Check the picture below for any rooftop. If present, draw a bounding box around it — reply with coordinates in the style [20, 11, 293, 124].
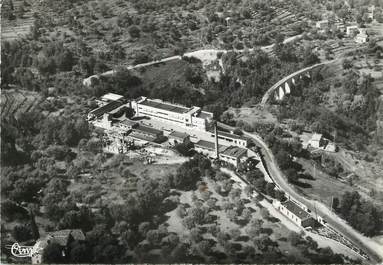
[46, 229, 85, 246]
[195, 140, 225, 151]
[140, 98, 190, 114]
[221, 146, 247, 158]
[169, 131, 189, 140]
[120, 119, 138, 127]
[197, 111, 214, 119]
[347, 25, 358, 29]
[89, 100, 124, 118]
[282, 200, 311, 220]
[311, 133, 322, 141]
[217, 130, 247, 141]
[101, 93, 124, 102]
[134, 125, 163, 136]
[129, 131, 157, 142]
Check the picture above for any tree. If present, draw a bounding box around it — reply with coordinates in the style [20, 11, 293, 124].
[12, 225, 33, 242]
[229, 228, 241, 241]
[342, 59, 353, 70]
[288, 231, 301, 246]
[332, 197, 339, 211]
[68, 241, 89, 263]
[275, 190, 286, 202]
[253, 178, 266, 192]
[125, 107, 135, 119]
[128, 25, 141, 38]
[146, 229, 161, 246]
[265, 183, 275, 197]
[56, 49, 75, 71]
[246, 169, 264, 184]
[1, 200, 29, 221]
[302, 47, 320, 66]
[42, 242, 64, 263]
[198, 240, 213, 255]
[286, 168, 299, 183]
[275, 150, 292, 169]
[190, 228, 203, 243]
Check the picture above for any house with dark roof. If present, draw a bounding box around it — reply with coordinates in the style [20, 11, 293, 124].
[273, 200, 315, 228]
[127, 125, 164, 144]
[194, 139, 226, 158]
[219, 146, 248, 167]
[31, 229, 85, 264]
[168, 131, 190, 145]
[194, 140, 248, 167]
[87, 100, 124, 121]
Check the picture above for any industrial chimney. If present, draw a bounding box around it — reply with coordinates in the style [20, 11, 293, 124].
[214, 121, 219, 159]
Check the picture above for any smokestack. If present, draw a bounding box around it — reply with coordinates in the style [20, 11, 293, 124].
[214, 121, 219, 159]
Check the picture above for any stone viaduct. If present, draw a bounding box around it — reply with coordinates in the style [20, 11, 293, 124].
[261, 62, 328, 105]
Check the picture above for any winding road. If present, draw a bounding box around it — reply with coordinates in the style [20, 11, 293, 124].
[217, 122, 383, 264]
[82, 35, 302, 86]
[83, 30, 383, 262]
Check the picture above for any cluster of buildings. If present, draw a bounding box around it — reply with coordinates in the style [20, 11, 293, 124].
[315, 19, 369, 43]
[87, 94, 250, 167]
[306, 133, 337, 153]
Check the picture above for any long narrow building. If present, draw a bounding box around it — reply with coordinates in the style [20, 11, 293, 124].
[131, 97, 214, 131]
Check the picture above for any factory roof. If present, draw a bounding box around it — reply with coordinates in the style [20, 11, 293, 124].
[220, 146, 247, 158]
[134, 125, 163, 136]
[129, 131, 157, 142]
[217, 130, 247, 141]
[140, 98, 190, 114]
[195, 140, 225, 151]
[89, 100, 124, 118]
[169, 131, 190, 140]
[282, 200, 311, 220]
[46, 229, 85, 246]
[120, 119, 138, 127]
[101, 93, 124, 102]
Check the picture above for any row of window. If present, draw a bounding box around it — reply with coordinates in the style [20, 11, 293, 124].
[282, 207, 301, 224]
[138, 106, 184, 120]
[138, 110, 185, 124]
[210, 134, 246, 146]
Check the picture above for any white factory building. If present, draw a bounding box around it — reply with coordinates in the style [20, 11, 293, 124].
[87, 94, 252, 166]
[131, 97, 214, 131]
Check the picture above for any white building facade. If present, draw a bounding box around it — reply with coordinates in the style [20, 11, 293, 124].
[132, 97, 213, 131]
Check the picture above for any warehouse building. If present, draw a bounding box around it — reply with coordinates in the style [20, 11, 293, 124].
[194, 139, 248, 167]
[87, 100, 124, 121]
[210, 130, 249, 147]
[219, 146, 248, 167]
[96, 93, 124, 106]
[132, 97, 214, 131]
[273, 200, 315, 228]
[129, 125, 164, 143]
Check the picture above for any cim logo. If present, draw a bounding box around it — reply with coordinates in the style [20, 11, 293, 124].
[6, 243, 41, 258]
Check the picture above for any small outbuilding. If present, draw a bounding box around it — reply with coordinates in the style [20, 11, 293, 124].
[168, 131, 190, 145]
[274, 200, 315, 228]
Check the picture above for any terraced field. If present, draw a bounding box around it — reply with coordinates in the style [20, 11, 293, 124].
[1, 0, 35, 41]
[1, 89, 42, 120]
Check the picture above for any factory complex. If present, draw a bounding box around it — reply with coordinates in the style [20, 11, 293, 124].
[87, 94, 251, 167]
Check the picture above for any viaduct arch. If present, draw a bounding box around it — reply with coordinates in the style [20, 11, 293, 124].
[261, 62, 330, 106]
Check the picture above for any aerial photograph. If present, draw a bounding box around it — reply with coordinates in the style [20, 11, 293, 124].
[1, 0, 383, 264]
